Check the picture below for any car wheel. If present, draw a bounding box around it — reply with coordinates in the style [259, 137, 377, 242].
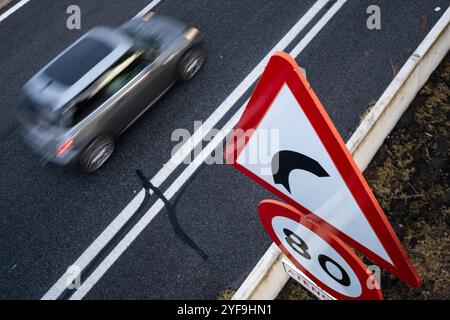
[178, 47, 204, 81]
[80, 136, 115, 173]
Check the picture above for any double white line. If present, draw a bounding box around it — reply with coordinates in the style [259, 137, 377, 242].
[43, 0, 348, 300]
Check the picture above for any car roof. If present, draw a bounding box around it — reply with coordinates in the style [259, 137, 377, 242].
[119, 15, 186, 45]
[23, 27, 133, 113]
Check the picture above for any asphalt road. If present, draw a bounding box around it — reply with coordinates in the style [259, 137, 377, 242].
[0, 0, 447, 299]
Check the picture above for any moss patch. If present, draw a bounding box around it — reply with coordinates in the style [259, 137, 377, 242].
[368, 53, 449, 299]
[217, 288, 236, 300]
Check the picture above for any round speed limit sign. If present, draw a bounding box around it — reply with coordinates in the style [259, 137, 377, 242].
[258, 200, 382, 300]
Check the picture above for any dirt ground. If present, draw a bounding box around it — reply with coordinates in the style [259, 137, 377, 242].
[278, 54, 449, 300]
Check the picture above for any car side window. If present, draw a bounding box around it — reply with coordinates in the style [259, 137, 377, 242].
[69, 54, 149, 126]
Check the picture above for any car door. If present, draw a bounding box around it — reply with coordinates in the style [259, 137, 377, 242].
[115, 52, 175, 134]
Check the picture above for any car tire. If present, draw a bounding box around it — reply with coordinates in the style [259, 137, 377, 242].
[178, 46, 204, 81]
[79, 136, 115, 173]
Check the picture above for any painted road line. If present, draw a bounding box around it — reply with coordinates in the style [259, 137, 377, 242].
[42, 0, 330, 300]
[41, 0, 164, 300]
[232, 6, 450, 300]
[69, 110, 244, 300]
[135, 0, 163, 18]
[67, 1, 348, 300]
[290, 0, 347, 57]
[0, 0, 159, 24]
[0, 0, 30, 22]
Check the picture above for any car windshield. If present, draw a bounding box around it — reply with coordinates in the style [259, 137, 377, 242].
[45, 37, 112, 86]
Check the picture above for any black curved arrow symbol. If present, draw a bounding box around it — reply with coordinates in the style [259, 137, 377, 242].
[272, 150, 329, 193]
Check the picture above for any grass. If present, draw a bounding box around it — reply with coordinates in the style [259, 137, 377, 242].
[217, 288, 236, 300]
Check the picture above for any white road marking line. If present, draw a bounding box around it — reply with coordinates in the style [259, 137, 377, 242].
[43, 0, 330, 300]
[0, 0, 159, 24]
[291, 0, 347, 57]
[68, 0, 348, 300]
[70, 105, 244, 300]
[0, 0, 30, 22]
[41, 0, 163, 300]
[135, 0, 163, 18]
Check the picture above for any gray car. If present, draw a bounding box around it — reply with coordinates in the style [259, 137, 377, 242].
[18, 12, 204, 172]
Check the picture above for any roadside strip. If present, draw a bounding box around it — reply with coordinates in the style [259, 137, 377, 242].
[43, 0, 333, 300]
[232, 6, 450, 300]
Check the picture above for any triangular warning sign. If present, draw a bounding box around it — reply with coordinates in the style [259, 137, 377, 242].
[225, 52, 421, 287]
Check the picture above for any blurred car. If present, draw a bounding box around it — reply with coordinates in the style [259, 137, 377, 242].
[18, 12, 204, 172]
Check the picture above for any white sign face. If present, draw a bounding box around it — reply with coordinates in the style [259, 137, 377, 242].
[236, 85, 392, 264]
[282, 259, 335, 300]
[274, 216, 362, 298]
[227, 52, 421, 287]
[258, 199, 383, 300]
